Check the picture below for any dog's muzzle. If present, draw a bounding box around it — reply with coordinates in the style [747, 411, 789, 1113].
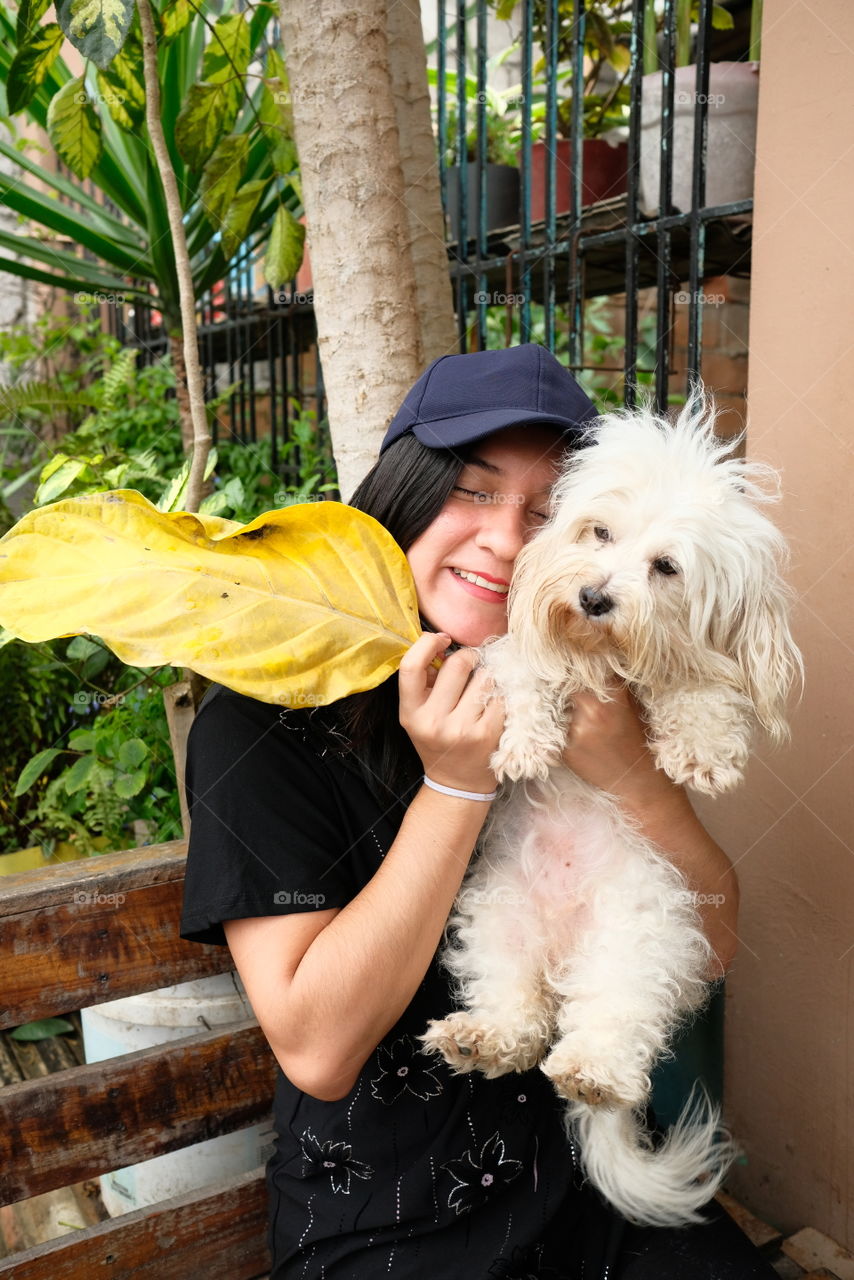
[579, 586, 614, 617]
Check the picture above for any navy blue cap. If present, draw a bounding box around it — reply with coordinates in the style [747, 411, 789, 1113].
[380, 343, 597, 454]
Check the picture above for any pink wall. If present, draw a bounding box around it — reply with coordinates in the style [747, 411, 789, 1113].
[694, 0, 854, 1242]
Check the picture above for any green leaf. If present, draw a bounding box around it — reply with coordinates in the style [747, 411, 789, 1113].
[7, 23, 64, 115]
[198, 133, 248, 228]
[264, 203, 305, 290]
[199, 475, 244, 515]
[101, 347, 138, 408]
[68, 729, 96, 750]
[157, 459, 190, 512]
[10, 1017, 74, 1041]
[17, 0, 51, 45]
[259, 79, 297, 176]
[118, 737, 148, 768]
[202, 13, 250, 118]
[114, 769, 146, 798]
[56, 0, 135, 71]
[95, 31, 146, 131]
[175, 80, 238, 172]
[14, 747, 62, 796]
[66, 636, 103, 660]
[710, 4, 735, 29]
[220, 177, 266, 259]
[160, 0, 191, 41]
[47, 77, 103, 181]
[64, 753, 97, 794]
[35, 456, 90, 506]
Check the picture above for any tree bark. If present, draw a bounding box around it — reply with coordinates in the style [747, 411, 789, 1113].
[279, 0, 456, 498]
[387, 0, 459, 365]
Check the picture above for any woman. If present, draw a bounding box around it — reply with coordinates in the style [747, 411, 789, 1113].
[180, 344, 777, 1278]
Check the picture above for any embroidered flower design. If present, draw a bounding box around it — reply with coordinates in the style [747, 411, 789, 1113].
[443, 1131, 523, 1215]
[299, 1128, 373, 1194]
[370, 1034, 444, 1105]
[488, 1242, 561, 1278]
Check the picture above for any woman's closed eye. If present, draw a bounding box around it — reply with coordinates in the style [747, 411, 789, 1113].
[453, 486, 550, 523]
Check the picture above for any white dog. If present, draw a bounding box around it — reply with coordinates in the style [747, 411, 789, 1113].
[419, 393, 802, 1227]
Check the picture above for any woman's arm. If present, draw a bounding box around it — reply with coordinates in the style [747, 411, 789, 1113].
[225, 633, 506, 1102]
[561, 684, 740, 979]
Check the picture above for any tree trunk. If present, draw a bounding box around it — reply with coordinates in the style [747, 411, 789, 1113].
[387, 0, 459, 365]
[279, 0, 456, 498]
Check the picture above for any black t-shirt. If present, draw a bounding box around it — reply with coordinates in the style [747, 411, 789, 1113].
[180, 684, 620, 1279]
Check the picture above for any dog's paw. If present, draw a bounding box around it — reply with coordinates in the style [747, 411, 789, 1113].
[540, 1047, 647, 1109]
[490, 741, 555, 784]
[653, 738, 747, 796]
[418, 1013, 544, 1078]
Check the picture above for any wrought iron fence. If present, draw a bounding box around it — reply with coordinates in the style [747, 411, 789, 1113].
[117, 0, 755, 472]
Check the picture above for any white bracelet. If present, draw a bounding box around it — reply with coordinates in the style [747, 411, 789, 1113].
[423, 775, 497, 802]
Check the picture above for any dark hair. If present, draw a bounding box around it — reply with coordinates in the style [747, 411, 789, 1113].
[309, 433, 467, 813]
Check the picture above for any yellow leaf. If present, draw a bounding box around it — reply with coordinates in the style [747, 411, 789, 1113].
[0, 491, 422, 708]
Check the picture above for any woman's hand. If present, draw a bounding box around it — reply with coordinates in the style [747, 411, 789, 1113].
[562, 681, 665, 802]
[399, 632, 505, 794]
[565, 680, 740, 977]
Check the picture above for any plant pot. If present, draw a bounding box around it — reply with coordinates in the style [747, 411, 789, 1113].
[445, 162, 521, 236]
[525, 138, 628, 221]
[639, 61, 759, 216]
[80, 973, 274, 1215]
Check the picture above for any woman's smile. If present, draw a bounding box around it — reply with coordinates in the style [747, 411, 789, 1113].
[406, 425, 566, 646]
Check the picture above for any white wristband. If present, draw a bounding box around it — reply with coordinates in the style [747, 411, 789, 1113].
[423, 775, 497, 802]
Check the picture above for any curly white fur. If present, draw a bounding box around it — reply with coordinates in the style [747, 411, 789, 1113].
[419, 391, 803, 1227]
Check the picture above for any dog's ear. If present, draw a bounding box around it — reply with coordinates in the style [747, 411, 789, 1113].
[725, 576, 803, 744]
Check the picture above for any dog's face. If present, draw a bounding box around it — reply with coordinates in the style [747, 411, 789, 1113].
[508, 397, 802, 740]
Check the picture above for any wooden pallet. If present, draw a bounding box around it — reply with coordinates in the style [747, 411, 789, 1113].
[1, 1023, 850, 1279]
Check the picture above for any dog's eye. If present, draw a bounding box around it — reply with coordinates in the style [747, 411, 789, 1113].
[652, 557, 679, 576]
[593, 526, 611, 542]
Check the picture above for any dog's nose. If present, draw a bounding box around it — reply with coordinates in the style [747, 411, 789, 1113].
[579, 586, 614, 617]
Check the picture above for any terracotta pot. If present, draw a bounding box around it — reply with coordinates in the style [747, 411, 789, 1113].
[525, 138, 628, 221]
[639, 61, 759, 216]
[445, 162, 521, 236]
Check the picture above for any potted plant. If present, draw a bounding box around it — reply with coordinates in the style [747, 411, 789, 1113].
[430, 68, 522, 236]
[489, 0, 632, 219]
[638, 0, 761, 215]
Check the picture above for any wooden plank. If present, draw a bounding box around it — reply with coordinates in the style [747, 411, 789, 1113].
[0, 846, 233, 1029]
[715, 1191, 783, 1250]
[783, 1228, 854, 1280]
[0, 841, 188, 914]
[0, 1021, 276, 1203]
[0, 1168, 271, 1280]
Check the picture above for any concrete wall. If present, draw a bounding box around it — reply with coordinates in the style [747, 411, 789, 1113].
[692, 0, 854, 1243]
